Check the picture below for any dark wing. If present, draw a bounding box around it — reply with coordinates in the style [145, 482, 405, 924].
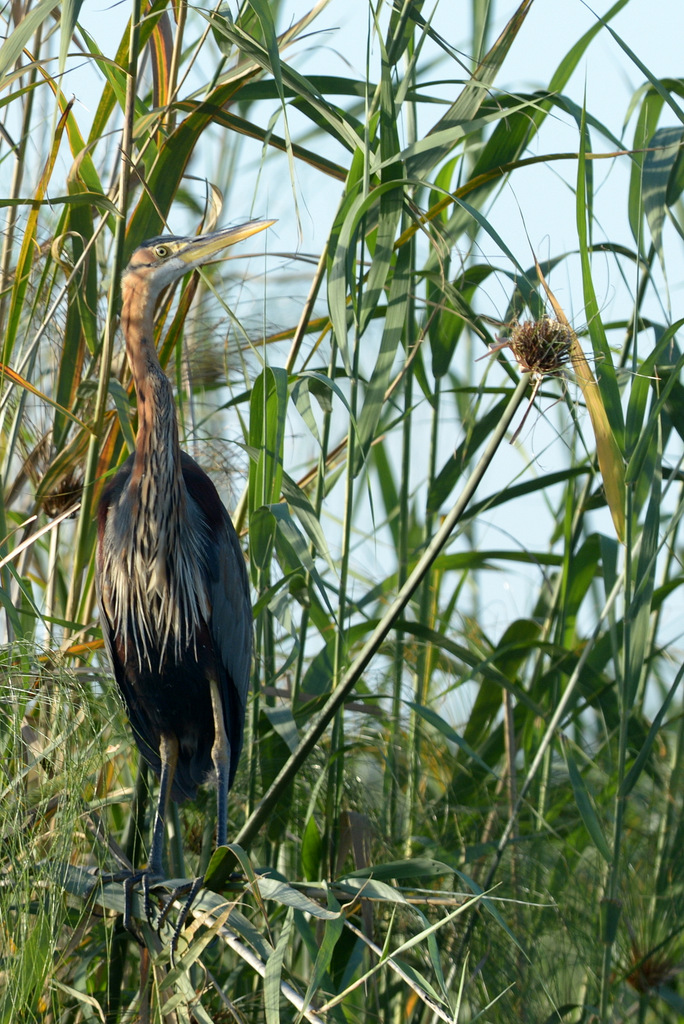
[96, 455, 167, 777]
[181, 453, 252, 785]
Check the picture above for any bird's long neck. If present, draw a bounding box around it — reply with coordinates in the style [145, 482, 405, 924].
[120, 276, 187, 608]
[121, 277, 183, 500]
[106, 277, 209, 671]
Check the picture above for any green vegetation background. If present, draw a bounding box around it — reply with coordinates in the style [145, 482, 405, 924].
[1, 0, 684, 1021]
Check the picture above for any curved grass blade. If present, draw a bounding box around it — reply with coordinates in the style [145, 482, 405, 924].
[0, 0, 59, 86]
[0, 363, 90, 432]
[562, 738, 611, 864]
[534, 257, 625, 543]
[642, 125, 684, 282]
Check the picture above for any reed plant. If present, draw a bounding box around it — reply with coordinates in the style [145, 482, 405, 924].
[1, 0, 684, 1021]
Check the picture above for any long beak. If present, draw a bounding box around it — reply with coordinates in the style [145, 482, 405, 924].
[177, 219, 275, 270]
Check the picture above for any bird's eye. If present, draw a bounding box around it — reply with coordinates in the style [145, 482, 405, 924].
[154, 244, 169, 259]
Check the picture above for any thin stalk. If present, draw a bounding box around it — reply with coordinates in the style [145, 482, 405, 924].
[530, 469, 593, 878]
[258, 568, 276, 691]
[404, 375, 440, 857]
[618, 245, 655, 371]
[106, 758, 150, 1017]
[649, 487, 681, 651]
[388, 35, 418, 849]
[457, 566, 625, 965]
[655, 689, 684, 897]
[326, 240, 363, 877]
[248, 356, 277, 827]
[289, 238, 337, 707]
[164, 0, 187, 135]
[0, 222, 106, 415]
[245, 628, 259, 821]
[64, 4, 141, 628]
[529, 468, 595, 843]
[257, 358, 275, 694]
[324, 19, 372, 871]
[44, 524, 59, 643]
[650, 489, 684, 908]
[285, 242, 328, 374]
[600, 486, 634, 1019]
[0, 24, 42, 328]
[236, 374, 532, 849]
[293, 333, 338, 702]
[387, 321, 412, 843]
[168, 802, 186, 878]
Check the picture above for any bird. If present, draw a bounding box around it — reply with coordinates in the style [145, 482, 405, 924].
[96, 220, 271, 888]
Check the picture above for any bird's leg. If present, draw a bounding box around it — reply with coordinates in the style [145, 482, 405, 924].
[93, 742, 177, 943]
[209, 677, 230, 849]
[150, 732, 179, 876]
[153, 685, 229, 961]
[153, 690, 230, 957]
[142, 732, 179, 926]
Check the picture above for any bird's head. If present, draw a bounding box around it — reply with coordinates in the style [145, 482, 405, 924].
[122, 219, 274, 305]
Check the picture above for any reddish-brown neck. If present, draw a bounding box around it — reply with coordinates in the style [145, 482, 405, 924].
[120, 271, 181, 490]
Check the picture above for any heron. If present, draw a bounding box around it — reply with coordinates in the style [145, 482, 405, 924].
[96, 220, 271, 900]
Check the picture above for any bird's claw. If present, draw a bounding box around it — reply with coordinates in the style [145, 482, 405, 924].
[87, 867, 165, 945]
[107, 869, 205, 962]
[157, 875, 206, 964]
[87, 859, 206, 959]
[141, 870, 162, 932]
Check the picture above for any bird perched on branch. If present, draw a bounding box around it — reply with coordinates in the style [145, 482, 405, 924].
[96, 220, 271, 888]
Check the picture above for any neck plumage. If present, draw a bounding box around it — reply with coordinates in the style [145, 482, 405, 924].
[120, 277, 185, 597]
[107, 274, 210, 672]
[122, 277, 181, 484]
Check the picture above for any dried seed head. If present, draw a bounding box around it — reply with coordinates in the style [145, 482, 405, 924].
[505, 316, 574, 378]
[481, 315, 576, 443]
[625, 942, 680, 993]
[42, 471, 83, 518]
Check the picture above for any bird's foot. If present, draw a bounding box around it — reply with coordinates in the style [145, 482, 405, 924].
[156, 875, 206, 964]
[88, 867, 205, 958]
[89, 867, 165, 945]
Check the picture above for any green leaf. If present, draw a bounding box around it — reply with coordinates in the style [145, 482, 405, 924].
[0, 0, 62, 85]
[249, 366, 288, 513]
[205, 11, 361, 153]
[301, 815, 323, 882]
[298, 891, 346, 1021]
[407, 703, 497, 778]
[271, 502, 335, 618]
[427, 396, 509, 512]
[0, 192, 117, 213]
[250, 506, 278, 573]
[353, 241, 410, 475]
[341, 857, 456, 881]
[626, 328, 684, 484]
[621, 664, 684, 798]
[262, 705, 300, 755]
[562, 740, 611, 863]
[404, 0, 534, 177]
[58, 0, 84, 80]
[107, 379, 136, 455]
[281, 472, 335, 573]
[643, 125, 684, 279]
[256, 876, 341, 920]
[625, 437, 661, 706]
[264, 908, 293, 1024]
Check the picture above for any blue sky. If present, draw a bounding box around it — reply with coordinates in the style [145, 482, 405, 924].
[67, 0, 684, 641]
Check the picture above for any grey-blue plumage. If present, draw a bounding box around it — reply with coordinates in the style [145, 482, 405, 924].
[98, 450, 251, 803]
